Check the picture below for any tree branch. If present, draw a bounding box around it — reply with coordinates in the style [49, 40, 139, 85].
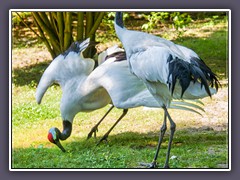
[85, 12, 93, 37]
[32, 14, 56, 58]
[57, 12, 64, 52]
[38, 12, 52, 29]
[49, 12, 59, 37]
[88, 12, 105, 38]
[77, 12, 84, 41]
[15, 12, 41, 39]
[63, 12, 73, 51]
[32, 12, 61, 54]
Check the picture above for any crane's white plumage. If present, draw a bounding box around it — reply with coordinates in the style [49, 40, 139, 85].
[36, 38, 205, 152]
[114, 13, 219, 104]
[114, 12, 220, 168]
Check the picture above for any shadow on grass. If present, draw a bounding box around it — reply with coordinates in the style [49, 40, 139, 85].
[11, 128, 228, 169]
[12, 28, 228, 88]
[12, 61, 50, 87]
[79, 127, 227, 149]
[12, 27, 40, 49]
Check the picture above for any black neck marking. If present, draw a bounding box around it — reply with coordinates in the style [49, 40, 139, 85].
[59, 120, 72, 140]
[115, 12, 124, 28]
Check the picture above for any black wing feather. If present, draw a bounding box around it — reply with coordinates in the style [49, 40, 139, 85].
[105, 51, 127, 62]
[167, 55, 220, 97]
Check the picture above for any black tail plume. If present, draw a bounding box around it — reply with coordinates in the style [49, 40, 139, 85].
[167, 56, 221, 97]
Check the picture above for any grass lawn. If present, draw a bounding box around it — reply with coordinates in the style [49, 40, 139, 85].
[11, 14, 229, 169]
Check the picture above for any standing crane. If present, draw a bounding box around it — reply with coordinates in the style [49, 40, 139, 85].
[36, 38, 204, 154]
[114, 12, 220, 168]
[89, 45, 205, 143]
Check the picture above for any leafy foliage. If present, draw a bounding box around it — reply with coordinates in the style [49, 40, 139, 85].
[170, 12, 192, 30]
[102, 12, 130, 34]
[12, 12, 225, 58]
[13, 12, 105, 59]
[141, 12, 192, 37]
[12, 12, 32, 25]
[141, 12, 170, 31]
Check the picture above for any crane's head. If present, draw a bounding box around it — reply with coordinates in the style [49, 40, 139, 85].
[48, 127, 66, 152]
[48, 120, 72, 152]
[36, 38, 95, 104]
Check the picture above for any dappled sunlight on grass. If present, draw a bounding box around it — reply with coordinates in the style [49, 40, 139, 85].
[183, 20, 228, 39]
[12, 127, 228, 168]
[11, 15, 229, 169]
[11, 84, 228, 168]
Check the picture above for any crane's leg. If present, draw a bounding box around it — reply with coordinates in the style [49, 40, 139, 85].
[163, 107, 176, 168]
[139, 111, 167, 168]
[97, 109, 128, 145]
[87, 105, 114, 139]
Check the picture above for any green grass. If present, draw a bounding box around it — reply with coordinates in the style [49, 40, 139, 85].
[11, 16, 229, 169]
[174, 29, 228, 79]
[11, 86, 228, 169]
[12, 132, 228, 169]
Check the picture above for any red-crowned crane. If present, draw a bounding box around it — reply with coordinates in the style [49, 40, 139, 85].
[114, 12, 220, 168]
[88, 45, 204, 143]
[36, 38, 204, 153]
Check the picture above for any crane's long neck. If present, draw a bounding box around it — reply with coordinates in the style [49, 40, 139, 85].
[115, 12, 124, 28]
[58, 120, 72, 140]
[114, 12, 126, 42]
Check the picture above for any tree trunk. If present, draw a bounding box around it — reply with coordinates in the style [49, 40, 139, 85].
[20, 12, 105, 59]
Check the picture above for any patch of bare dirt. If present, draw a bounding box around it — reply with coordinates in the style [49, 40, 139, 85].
[12, 46, 52, 69]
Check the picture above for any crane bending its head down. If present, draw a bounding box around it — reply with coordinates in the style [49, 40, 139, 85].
[36, 38, 99, 152]
[36, 38, 206, 153]
[114, 12, 220, 168]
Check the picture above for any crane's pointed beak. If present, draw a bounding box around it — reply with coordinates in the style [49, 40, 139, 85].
[54, 140, 66, 153]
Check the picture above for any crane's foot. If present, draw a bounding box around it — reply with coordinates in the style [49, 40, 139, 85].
[139, 161, 158, 168]
[96, 134, 109, 145]
[87, 126, 98, 140]
[138, 162, 170, 169]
